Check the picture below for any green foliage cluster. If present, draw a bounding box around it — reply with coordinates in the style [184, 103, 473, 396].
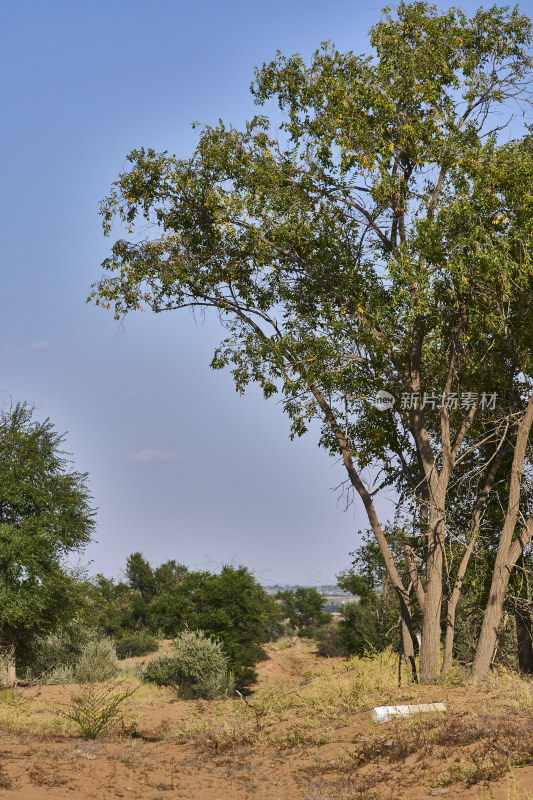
[19, 632, 120, 684]
[333, 540, 403, 657]
[142, 630, 235, 699]
[275, 587, 332, 637]
[88, 555, 281, 684]
[75, 639, 119, 683]
[86, 554, 188, 637]
[114, 632, 158, 660]
[155, 565, 281, 683]
[17, 623, 96, 681]
[329, 535, 532, 670]
[0, 403, 94, 662]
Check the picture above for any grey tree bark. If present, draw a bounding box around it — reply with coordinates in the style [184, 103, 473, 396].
[472, 395, 533, 680]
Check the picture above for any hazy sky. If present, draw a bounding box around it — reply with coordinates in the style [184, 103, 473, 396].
[3, 0, 532, 585]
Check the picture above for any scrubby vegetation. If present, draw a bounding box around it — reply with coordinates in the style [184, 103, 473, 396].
[142, 630, 235, 699]
[2, 642, 533, 797]
[114, 632, 159, 660]
[75, 639, 120, 683]
[62, 680, 136, 739]
[7, 554, 283, 687]
[84, 557, 282, 684]
[276, 587, 333, 639]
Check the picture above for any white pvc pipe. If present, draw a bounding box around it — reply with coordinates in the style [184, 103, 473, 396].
[372, 702, 446, 723]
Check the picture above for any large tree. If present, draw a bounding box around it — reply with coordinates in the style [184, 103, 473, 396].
[0, 402, 95, 684]
[90, 2, 533, 682]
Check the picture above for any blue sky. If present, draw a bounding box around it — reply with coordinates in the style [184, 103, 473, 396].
[2, 0, 532, 585]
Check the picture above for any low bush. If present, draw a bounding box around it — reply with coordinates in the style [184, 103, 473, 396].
[115, 632, 159, 660]
[75, 639, 119, 683]
[62, 680, 136, 739]
[141, 656, 179, 686]
[142, 630, 234, 699]
[16, 625, 96, 682]
[337, 599, 400, 657]
[314, 622, 348, 657]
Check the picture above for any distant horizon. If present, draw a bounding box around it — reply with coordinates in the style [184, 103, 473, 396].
[73, 552, 353, 593]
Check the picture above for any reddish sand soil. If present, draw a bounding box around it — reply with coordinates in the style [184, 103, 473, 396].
[1, 643, 533, 800]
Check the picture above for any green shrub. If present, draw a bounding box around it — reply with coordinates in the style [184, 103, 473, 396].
[43, 664, 76, 684]
[75, 639, 119, 683]
[141, 655, 179, 686]
[276, 587, 332, 633]
[339, 598, 400, 657]
[63, 680, 136, 739]
[115, 632, 159, 660]
[142, 630, 234, 699]
[16, 625, 97, 682]
[314, 623, 348, 657]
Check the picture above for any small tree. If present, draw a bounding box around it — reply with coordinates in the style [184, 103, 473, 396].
[86, 574, 139, 637]
[0, 402, 95, 684]
[125, 552, 158, 600]
[276, 587, 331, 634]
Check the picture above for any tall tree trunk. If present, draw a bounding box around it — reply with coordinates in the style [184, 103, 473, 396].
[472, 396, 533, 680]
[400, 604, 418, 682]
[441, 594, 459, 676]
[419, 530, 443, 682]
[516, 606, 533, 673]
[512, 554, 533, 674]
[0, 643, 16, 687]
[441, 439, 508, 676]
[473, 557, 515, 679]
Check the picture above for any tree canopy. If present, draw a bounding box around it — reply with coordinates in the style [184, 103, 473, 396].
[276, 587, 331, 632]
[0, 402, 95, 681]
[90, 2, 533, 682]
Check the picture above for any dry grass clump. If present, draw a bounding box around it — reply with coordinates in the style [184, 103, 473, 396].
[484, 665, 533, 713]
[176, 714, 258, 751]
[302, 706, 533, 797]
[351, 713, 533, 776]
[300, 650, 399, 717]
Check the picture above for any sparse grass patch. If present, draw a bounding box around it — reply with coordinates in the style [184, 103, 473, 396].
[173, 649, 400, 753]
[0, 693, 74, 737]
[303, 712, 533, 794]
[28, 765, 70, 787]
[3, 643, 533, 799]
[177, 714, 259, 752]
[0, 688, 28, 707]
[484, 665, 533, 714]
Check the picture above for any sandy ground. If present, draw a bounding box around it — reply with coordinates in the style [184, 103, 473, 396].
[1, 642, 533, 800]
